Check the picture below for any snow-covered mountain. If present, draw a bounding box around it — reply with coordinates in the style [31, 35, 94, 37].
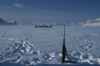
[0, 18, 17, 25]
[83, 18, 100, 26]
[0, 18, 8, 25]
[17, 21, 83, 26]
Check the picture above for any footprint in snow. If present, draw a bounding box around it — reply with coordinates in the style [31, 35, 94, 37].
[79, 40, 95, 51]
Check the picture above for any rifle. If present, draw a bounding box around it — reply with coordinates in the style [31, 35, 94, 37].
[62, 25, 75, 63]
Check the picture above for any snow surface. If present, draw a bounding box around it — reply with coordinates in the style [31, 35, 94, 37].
[0, 26, 100, 66]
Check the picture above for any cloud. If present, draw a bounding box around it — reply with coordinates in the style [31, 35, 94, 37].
[12, 3, 24, 8]
[5, 3, 33, 9]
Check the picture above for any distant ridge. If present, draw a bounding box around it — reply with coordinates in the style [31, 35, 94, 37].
[83, 18, 100, 26]
[0, 18, 7, 25]
[0, 18, 17, 25]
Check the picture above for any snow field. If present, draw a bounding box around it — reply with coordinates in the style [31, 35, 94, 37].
[0, 26, 100, 66]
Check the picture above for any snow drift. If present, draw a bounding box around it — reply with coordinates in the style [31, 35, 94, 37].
[0, 26, 100, 66]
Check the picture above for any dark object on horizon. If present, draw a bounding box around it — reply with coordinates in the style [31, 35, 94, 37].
[35, 25, 52, 28]
[0, 18, 17, 25]
[62, 25, 76, 63]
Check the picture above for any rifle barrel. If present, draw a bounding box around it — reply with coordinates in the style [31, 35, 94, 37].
[63, 25, 65, 45]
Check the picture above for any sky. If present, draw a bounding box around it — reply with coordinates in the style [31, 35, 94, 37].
[0, 0, 100, 24]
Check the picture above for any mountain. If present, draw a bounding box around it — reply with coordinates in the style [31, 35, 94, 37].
[83, 22, 100, 26]
[0, 18, 17, 25]
[0, 18, 7, 25]
[83, 18, 100, 26]
[18, 21, 83, 26]
[7, 21, 17, 25]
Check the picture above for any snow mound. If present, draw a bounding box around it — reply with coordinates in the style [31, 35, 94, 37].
[71, 50, 100, 65]
[0, 39, 61, 66]
[9, 39, 35, 55]
[0, 39, 35, 63]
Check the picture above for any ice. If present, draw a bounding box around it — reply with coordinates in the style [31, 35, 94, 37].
[0, 26, 100, 66]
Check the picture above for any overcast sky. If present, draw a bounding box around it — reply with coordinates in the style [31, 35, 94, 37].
[0, 0, 100, 24]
